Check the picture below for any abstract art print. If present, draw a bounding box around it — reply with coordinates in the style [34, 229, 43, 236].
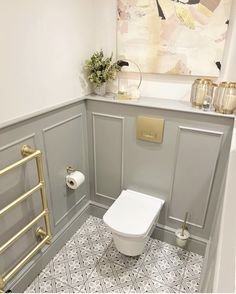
[117, 0, 232, 76]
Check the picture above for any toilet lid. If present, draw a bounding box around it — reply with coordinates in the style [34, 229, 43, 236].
[103, 190, 165, 238]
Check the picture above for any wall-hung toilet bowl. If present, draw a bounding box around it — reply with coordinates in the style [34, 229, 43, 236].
[103, 189, 165, 256]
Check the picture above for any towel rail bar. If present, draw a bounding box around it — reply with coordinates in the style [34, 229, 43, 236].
[0, 145, 52, 293]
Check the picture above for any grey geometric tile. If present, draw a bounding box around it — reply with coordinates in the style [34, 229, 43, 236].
[37, 278, 56, 293]
[121, 282, 142, 293]
[183, 261, 203, 279]
[87, 239, 111, 257]
[113, 266, 137, 285]
[44, 260, 69, 277]
[54, 279, 74, 293]
[141, 262, 166, 284]
[67, 256, 92, 273]
[82, 278, 105, 293]
[104, 241, 148, 270]
[188, 251, 204, 263]
[25, 267, 57, 293]
[24, 216, 205, 293]
[73, 231, 90, 247]
[107, 281, 135, 293]
[38, 268, 52, 280]
[55, 285, 74, 293]
[81, 251, 100, 268]
[180, 277, 201, 293]
[162, 269, 183, 288]
[142, 240, 189, 289]
[103, 275, 120, 289]
[103, 245, 127, 268]
[133, 276, 175, 293]
[180, 259, 203, 293]
[73, 284, 87, 293]
[64, 246, 78, 261]
[70, 267, 90, 286]
[92, 258, 115, 278]
[54, 271, 72, 286]
[106, 286, 124, 293]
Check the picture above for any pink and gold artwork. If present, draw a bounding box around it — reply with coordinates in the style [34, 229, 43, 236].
[117, 0, 232, 76]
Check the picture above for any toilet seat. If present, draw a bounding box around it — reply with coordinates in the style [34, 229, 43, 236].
[103, 189, 164, 238]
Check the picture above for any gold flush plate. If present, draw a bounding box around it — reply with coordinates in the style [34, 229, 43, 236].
[136, 116, 165, 143]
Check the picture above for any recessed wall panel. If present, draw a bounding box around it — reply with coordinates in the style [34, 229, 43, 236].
[169, 127, 223, 228]
[93, 113, 124, 200]
[43, 114, 87, 231]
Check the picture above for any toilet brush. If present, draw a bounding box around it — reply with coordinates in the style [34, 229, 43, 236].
[175, 212, 190, 248]
[181, 212, 188, 236]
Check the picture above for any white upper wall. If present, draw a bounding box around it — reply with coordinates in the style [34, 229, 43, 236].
[0, 0, 95, 124]
[0, 0, 235, 124]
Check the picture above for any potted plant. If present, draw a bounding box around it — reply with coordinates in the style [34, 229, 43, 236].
[85, 50, 120, 96]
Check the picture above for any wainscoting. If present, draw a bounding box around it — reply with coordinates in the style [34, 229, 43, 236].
[86, 100, 233, 241]
[0, 97, 234, 292]
[0, 101, 90, 291]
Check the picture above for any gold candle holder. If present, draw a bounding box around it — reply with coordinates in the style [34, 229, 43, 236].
[214, 82, 236, 114]
[191, 79, 217, 109]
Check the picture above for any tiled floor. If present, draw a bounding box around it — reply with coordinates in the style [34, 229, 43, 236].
[25, 216, 204, 293]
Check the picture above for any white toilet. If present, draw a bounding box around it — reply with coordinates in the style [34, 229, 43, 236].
[103, 189, 165, 256]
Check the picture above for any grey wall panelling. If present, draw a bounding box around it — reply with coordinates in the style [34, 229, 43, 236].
[86, 100, 234, 241]
[0, 101, 90, 291]
[0, 98, 234, 291]
[92, 112, 124, 202]
[168, 126, 223, 229]
[42, 113, 88, 234]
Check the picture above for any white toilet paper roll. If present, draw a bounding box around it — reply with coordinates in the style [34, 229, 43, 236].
[66, 171, 85, 190]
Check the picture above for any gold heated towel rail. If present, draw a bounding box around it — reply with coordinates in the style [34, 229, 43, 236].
[0, 145, 52, 292]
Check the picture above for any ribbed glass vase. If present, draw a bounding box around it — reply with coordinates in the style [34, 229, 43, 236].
[94, 83, 106, 96]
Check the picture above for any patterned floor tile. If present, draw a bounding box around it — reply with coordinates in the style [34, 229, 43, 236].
[180, 257, 203, 293]
[180, 277, 201, 293]
[24, 216, 204, 293]
[145, 263, 166, 281]
[70, 267, 92, 287]
[104, 241, 149, 271]
[37, 277, 56, 293]
[142, 239, 189, 289]
[54, 279, 75, 293]
[188, 251, 204, 263]
[106, 286, 125, 293]
[82, 257, 139, 292]
[121, 282, 140, 293]
[25, 265, 56, 293]
[183, 261, 203, 279]
[133, 276, 176, 293]
[113, 265, 137, 285]
[162, 269, 183, 288]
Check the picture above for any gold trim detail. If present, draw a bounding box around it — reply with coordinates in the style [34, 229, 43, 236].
[219, 81, 236, 89]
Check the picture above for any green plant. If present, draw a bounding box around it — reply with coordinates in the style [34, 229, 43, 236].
[85, 50, 120, 88]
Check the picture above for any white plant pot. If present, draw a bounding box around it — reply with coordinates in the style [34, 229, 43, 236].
[94, 83, 106, 96]
[175, 229, 190, 248]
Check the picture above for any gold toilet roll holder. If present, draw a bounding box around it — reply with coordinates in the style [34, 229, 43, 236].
[66, 166, 84, 190]
[66, 166, 79, 174]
